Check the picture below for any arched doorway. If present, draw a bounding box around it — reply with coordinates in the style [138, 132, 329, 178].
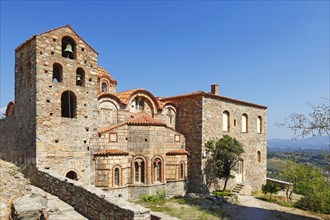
[235, 160, 244, 182]
[66, 171, 78, 180]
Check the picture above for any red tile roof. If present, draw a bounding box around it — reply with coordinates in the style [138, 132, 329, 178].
[166, 149, 189, 156]
[161, 91, 267, 109]
[127, 113, 166, 126]
[97, 66, 117, 84]
[116, 88, 145, 104]
[94, 149, 129, 156]
[99, 113, 165, 134]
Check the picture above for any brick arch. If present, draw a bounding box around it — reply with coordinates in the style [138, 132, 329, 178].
[151, 155, 165, 183]
[112, 164, 122, 187]
[64, 168, 79, 181]
[178, 161, 186, 180]
[5, 101, 15, 117]
[131, 155, 148, 184]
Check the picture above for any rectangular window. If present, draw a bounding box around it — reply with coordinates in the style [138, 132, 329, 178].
[109, 133, 118, 142]
[174, 134, 180, 142]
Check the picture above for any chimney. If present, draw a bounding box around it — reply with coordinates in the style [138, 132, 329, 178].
[211, 84, 219, 95]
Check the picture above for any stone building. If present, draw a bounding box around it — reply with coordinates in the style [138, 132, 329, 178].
[0, 25, 267, 196]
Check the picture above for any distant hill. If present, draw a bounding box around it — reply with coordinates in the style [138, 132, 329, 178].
[267, 136, 329, 150]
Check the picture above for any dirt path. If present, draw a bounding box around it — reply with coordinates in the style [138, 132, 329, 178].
[222, 195, 327, 220]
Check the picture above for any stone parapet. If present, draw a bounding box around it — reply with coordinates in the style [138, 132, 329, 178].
[23, 165, 150, 220]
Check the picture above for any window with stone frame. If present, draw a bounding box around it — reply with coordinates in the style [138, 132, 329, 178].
[174, 134, 180, 142]
[257, 116, 262, 134]
[166, 108, 176, 126]
[101, 82, 108, 93]
[257, 151, 261, 162]
[113, 166, 121, 186]
[52, 63, 63, 82]
[109, 133, 118, 142]
[223, 111, 230, 132]
[242, 113, 248, 133]
[133, 158, 145, 184]
[152, 158, 163, 183]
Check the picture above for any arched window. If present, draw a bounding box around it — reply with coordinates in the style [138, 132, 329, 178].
[257, 116, 262, 134]
[223, 111, 230, 132]
[114, 167, 120, 186]
[61, 91, 77, 118]
[152, 158, 162, 183]
[66, 171, 78, 180]
[257, 151, 261, 162]
[52, 63, 63, 82]
[179, 162, 185, 179]
[76, 68, 85, 86]
[242, 113, 248, 133]
[134, 158, 145, 184]
[62, 36, 76, 59]
[101, 82, 108, 93]
[165, 108, 176, 127]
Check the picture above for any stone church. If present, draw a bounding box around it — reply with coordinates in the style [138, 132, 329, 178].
[0, 25, 267, 197]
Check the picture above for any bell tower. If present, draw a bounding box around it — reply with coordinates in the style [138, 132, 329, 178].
[15, 25, 99, 183]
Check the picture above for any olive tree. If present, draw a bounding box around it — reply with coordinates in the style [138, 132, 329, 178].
[205, 135, 244, 191]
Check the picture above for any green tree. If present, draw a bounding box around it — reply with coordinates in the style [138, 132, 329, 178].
[281, 160, 330, 213]
[205, 135, 244, 191]
[262, 182, 280, 200]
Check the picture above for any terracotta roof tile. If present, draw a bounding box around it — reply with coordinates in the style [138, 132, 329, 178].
[166, 149, 189, 156]
[127, 113, 166, 126]
[97, 66, 117, 84]
[116, 88, 145, 104]
[94, 149, 129, 156]
[161, 91, 267, 109]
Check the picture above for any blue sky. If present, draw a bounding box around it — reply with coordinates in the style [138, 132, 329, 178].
[0, 1, 329, 139]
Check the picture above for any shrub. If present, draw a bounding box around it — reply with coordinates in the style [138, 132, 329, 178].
[139, 190, 165, 203]
[262, 182, 280, 200]
[212, 190, 232, 197]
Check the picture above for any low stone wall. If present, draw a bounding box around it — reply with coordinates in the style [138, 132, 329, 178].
[23, 165, 150, 220]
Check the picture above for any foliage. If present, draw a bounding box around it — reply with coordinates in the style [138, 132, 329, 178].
[139, 190, 165, 203]
[212, 190, 232, 197]
[136, 196, 228, 219]
[205, 135, 244, 191]
[276, 101, 330, 139]
[295, 188, 330, 214]
[280, 160, 330, 213]
[253, 190, 293, 207]
[261, 182, 280, 200]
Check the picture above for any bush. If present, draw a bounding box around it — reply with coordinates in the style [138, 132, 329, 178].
[295, 189, 330, 214]
[212, 190, 232, 197]
[261, 182, 280, 200]
[139, 190, 165, 203]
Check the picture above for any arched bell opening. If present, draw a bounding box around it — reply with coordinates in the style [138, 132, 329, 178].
[62, 36, 76, 59]
[76, 68, 85, 86]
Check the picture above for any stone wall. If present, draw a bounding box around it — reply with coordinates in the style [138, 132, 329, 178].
[202, 96, 267, 191]
[34, 26, 99, 184]
[14, 38, 37, 165]
[23, 165, 150, 220]
[173, 95, 205, 193]
[0, 116, 16, 162]
[169, 93, 267, 194]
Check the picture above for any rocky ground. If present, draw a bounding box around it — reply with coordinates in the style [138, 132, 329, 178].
[0, 159, 86, 220]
